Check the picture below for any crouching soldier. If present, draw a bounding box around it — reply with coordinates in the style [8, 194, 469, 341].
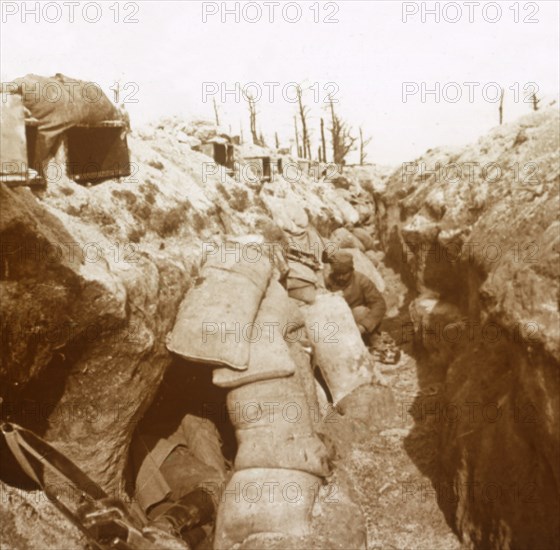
[324, 250, 386, 344]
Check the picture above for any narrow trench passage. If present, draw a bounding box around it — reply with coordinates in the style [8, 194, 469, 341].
[0, 230, 463, 550]
[127, 254, 463, 550]
[332, 266, 463, 550]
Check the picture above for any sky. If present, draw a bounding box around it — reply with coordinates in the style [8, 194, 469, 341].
[1, 0, 559, 164]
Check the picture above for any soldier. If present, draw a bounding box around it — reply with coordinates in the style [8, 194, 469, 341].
[324, 250, 386, 344]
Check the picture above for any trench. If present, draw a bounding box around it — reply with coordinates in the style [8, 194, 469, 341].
[374, 192, 560, 549]
[123, 282, 465, 550]
[0, 221, 467, 550]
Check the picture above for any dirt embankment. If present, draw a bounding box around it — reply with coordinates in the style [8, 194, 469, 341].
[363, 107, 560, 549]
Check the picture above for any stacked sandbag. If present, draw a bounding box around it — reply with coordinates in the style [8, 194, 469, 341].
[166, 247, 272, 370]
[301, 292, 373, 404]
[351, 227, 375, 251]
[213, 279, 330, 549]
[284, 226, 326, 304]
[227, 374, 330, 475]
[285, 260, 318, 304]
[261, 192, 309, 233]
[331, 189, 360, 226]
[353, 200, 374, 225]
[330, 227, 365, 252]
[212, 280, 296, 387]
[214, 468, 318, 549]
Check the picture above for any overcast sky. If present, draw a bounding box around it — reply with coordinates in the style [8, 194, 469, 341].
[2, 1, 559, 164]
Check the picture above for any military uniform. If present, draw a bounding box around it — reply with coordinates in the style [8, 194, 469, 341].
[326, 271, 386, 335]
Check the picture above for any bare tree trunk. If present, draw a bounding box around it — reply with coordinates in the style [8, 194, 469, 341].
[247, 93, 259, 145]
[499, 88, 505, 125]
[213, 97, 220, 126]
[275, 132, 280, 149]
[294, 116, 300, 158]
[297, 86, 311, 159]
[359, 128, 364, 165]
[359, 127, 372, 165]
[320, 118, 327, 163]
[329, 97, 356, 165]
[329, 98, 338, 163]
[531, 93, 541, 111]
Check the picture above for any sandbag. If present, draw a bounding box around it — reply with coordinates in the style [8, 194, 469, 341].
[351, 227, 375, 251]
[166, 250, 272, 370]
[227, 376, 330, 476]
[288, 340, 322, 427]
[285, 226, 325, 263]
[353, 201, 374, 225]
[286, 261, 317, 285]
[286, 260, 318, 304]
[287, 285, 317, 305]
[234, 430, 328, 475]
[287, 298, 306, 330]
[261, 193, 308, 232]
[213, 280, 296, 388]
[261, 194, 295, 232]
[326, 189, 360, 226]
[330, 227, 365, 252]
[213, 468, 318, 550]
[301, 293, 373, 404]
[365, 249, 381, 267]
[283, 193, 309, 230]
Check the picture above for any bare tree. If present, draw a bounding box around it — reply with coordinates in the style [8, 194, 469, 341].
[530, 92, 541, 111]
[359, 127, 372, 165]
[296, 85, 311, 159]
[328, 97, 357, 165]
[320, 118, 327, 163]
[294, 115, 301, 157]
[246, 92, 260, 145]
[499, 87, 505, 125]
[275, 132, 280, 149]
[213, 97, 220, 126]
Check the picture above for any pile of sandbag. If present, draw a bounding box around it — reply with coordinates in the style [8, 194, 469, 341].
[301, 293, 374, 405]
[212, 281, 331, 549]
[166, 247, 273, 370]
[283, 224, 326, 305]
[166, 243, 333, 549]
[258, 193, 328, 305]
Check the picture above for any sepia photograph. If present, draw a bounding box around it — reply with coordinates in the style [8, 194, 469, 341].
[0, 1, 559, 549]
